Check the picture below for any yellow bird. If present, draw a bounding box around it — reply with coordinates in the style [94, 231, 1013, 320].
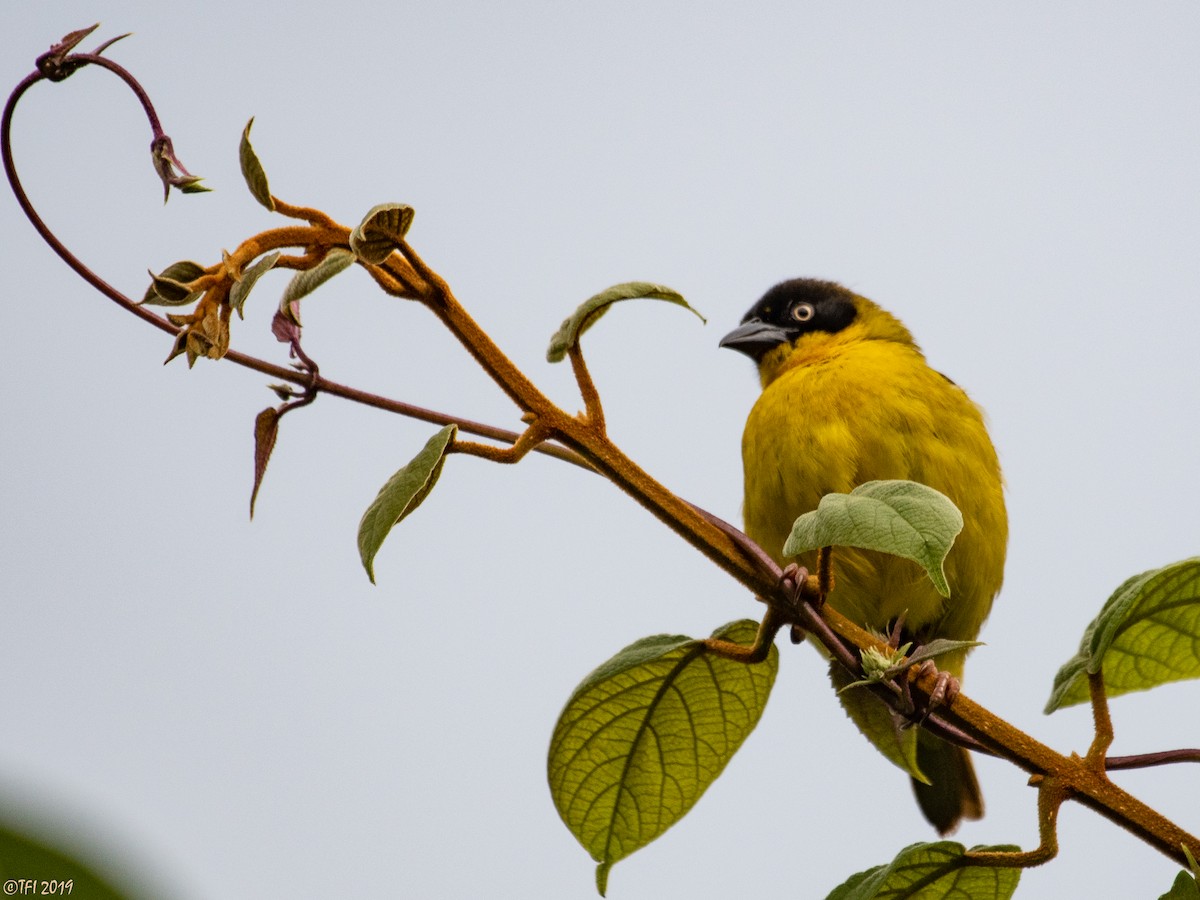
[721, 278, 1007, 834]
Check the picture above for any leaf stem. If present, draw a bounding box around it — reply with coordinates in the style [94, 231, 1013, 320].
[702, 608, 787, 664]
[817, 546, 834, 597]
[1087, 670, 1114, 769]
[964, 775, 1067, 869]
[450, 421, 552, 464]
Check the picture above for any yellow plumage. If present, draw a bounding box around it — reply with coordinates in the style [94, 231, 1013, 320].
[722, 278, 1007, 833]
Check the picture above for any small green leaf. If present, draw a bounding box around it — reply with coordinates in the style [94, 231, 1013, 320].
[826, 841, 1021, 900]
[548, 619, 777, 894]
[177, 179, 212, 195]
[1045, 557, 1200, 713]
[830, 663, 926, 783]
[142, 260, 206, 306]
[250, 407, 280, 519]
[230, 250, 281, 318]
[546, 282, 704, 363]
[240, 117, 275, 211]
[357, 424, 456, 583]
[350, 203, 415, 264]
[783, 481, 963, 598]
[1160, 870, 1200, 900]
[907, 638, 984, 668]
[280, 248, 356, 312]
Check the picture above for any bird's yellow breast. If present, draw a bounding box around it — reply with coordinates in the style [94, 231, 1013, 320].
[741, 328, 1006, 674]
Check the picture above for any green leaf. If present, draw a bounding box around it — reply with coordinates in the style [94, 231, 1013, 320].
[548, 619, 777, 895]
[230, 250, 281, 319]
[1045, 557, 1200, 713]
[906, 638, 983, 668]
[177, 179, 212, 195]
[1160, 870, 1200, 900]
[546, 282, 704, 363]
[350, 203, 415, 264]
[240, 118, 274, 211]
[279, 248, 356, 315]
[826, 841, 1021, 900]
[357, 424, 456, 583]
[142, 260, 206, 306]
[0, 820, 133, 899]
[830, 663, 926, 783]
[783, 480, 963, 598]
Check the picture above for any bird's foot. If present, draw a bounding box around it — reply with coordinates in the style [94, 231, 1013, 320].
[900, 658, 960, 723]
[780, 563, 814, 644]
[915, 660, 960, 709]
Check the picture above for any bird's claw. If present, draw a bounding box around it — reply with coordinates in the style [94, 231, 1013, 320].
[909, 660, 960, 722]
[779, 563, 812, 643]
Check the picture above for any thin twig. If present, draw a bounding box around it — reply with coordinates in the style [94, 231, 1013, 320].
[1107, 750, 1200, 771]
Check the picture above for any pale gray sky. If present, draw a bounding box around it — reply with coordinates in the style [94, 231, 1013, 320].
[3, 3, 1199, 898]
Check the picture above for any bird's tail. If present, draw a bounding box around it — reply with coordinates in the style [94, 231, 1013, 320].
[912, 730, 984, 835]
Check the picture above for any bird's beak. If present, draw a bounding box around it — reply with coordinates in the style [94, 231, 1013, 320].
[719, 319, 792, 359]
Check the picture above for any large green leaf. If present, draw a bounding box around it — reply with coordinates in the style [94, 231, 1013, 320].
[548, 619, 777, 896]
[783, 480, 963, 598]
[545, 282, 703, 363]
[1045, 557, 1200, 712]
[826, 841, 1021, 900]
[357, 424, 456, 583]
[829, 663, 925, 783]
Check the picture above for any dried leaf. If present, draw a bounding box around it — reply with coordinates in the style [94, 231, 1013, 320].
[250, 407, 281, 518]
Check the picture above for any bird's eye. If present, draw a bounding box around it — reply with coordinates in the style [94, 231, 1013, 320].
[790, 302, 816, 323]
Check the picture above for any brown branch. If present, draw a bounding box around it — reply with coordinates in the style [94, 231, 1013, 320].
[1107, 750, 1200, 770]
[7, 30, 1200, 877]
